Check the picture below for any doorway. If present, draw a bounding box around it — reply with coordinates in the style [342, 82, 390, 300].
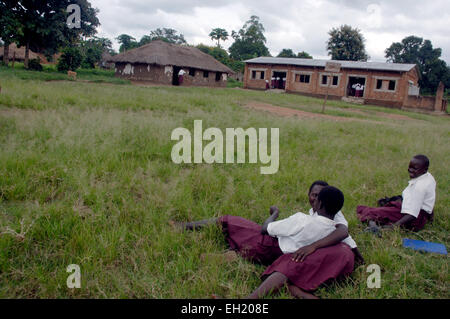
[172, 66, 181, 85]
[272, 71, 287, 89]
[347, 76, 366, 97]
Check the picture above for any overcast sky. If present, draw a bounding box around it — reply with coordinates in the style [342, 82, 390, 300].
[90, 0, 450, 63]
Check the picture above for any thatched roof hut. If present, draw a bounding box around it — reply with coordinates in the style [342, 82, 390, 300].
[0, 43, 39, 61]
[108, 40, 234, 87]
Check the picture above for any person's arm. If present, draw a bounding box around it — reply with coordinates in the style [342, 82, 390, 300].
[261, 206, 280, 235]
[383, 214, 416, 230]
[291, 224, 348, 262]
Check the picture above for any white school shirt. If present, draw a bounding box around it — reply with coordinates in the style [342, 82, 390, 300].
[178, 69, 186, 76]
[401, 172, 436, 218]
[308, 208, 357, 249]
[267, 212, 337, 253]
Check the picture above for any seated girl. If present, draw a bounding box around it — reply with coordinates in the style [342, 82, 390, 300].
[357, 155, 436, 232]
[247, 186, 356, 299]
[176, 181, 362, 266]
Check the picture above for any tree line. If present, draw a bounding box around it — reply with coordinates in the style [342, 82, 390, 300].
[1, 3, 448, 93]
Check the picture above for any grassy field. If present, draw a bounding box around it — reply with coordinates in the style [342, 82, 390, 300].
[0, 68, 448, 299]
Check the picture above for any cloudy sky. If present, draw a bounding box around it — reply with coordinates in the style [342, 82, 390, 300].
[90, 0, 450, 63]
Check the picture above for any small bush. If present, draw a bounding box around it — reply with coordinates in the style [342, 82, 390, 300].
[27, 58, 43, 71]
[57, 47, 83, 72]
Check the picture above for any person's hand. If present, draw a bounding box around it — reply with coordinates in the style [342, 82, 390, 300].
[269, 206, 279, 216]
[291, 245, 316, 262]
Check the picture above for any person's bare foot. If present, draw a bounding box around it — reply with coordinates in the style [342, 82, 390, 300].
[288, 285, 319, 299]
[168, 220, 185, 231]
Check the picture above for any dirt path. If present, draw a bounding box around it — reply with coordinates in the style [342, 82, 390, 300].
[243, 101, 420, 124]
[244, 102, 369, 123]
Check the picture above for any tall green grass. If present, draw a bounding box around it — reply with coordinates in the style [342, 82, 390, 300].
[0, 71, 448, 298]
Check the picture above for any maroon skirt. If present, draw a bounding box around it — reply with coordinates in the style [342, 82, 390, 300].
[262, 243, 355, 292]
[356, 201, 433, 232]
[218, 215, 283, 265]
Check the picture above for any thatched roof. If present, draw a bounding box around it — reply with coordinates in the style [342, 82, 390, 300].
[108, 40, 234, 74]
[0, 43, 39, 61]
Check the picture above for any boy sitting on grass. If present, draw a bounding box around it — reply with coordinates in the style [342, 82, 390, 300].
[357, 154, 436, 232]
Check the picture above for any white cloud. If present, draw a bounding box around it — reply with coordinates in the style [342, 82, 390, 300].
[90, 0, 450, 63]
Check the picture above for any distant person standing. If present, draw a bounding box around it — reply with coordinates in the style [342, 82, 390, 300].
[178, 69, 186, 85]
[282, 77, 286, 90]
[271, 76, 276, 89]
[265, 80, 270, 90]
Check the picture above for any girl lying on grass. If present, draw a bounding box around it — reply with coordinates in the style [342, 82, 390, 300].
[176, 185, 361, 299]
[357, 154, 436, 232]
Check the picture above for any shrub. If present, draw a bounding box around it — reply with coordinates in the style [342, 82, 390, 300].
[27, 58, 43, 71]
[57, 47, 83, 72]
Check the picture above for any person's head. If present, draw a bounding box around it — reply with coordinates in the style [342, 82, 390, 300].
[408, 154, 429, 179]
[308, 181, 329, 207]
[313, 186, 344, 218]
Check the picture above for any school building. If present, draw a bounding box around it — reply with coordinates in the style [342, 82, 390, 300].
[244, 57, 447, 113]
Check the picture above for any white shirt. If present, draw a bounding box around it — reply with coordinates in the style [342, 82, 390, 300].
[267, 212, 337, 253]
[178, 69, 186, 76]
[308, 208, 357, 249]
[401, 172, 436, 218]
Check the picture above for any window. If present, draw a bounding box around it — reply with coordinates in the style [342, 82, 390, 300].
[189, 68, 195, 76]
[332, 76, 338, 86]
[322, 75, 327, 85]
[215, 72, 221, 81]
[251, 71, 256, 79]
[388, 80, 396, 91]
[295, 74, 310, 83]
[376, 79, 383, 90]
[203, 71, 209, 78]
[260, 71, 265, 79]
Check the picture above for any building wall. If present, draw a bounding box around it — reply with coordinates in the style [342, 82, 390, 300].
[244, 63, 423, 109]
[115, 63, 227, 87]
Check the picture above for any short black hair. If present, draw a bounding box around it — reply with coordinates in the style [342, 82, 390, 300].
[413, 154, 429, 169]
[308, 180, 329, 194]
[317, 186, 344, 217]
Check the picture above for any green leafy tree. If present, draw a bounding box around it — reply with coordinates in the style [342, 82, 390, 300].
[57, 46, 83, 72]
[277, 48, 296, 58]
[149, 28, 186, 44]
[297, 51, 312, 59]
[326, 25, 369, 61]
[385, 35, 450, 93]
[0, 1, 22, 65]
[229, 15, 270, 61]
[209, 28, 229, 47]
[15, 0, 99, 68]
[196, 43, 243, 73]
[116, 34, 138, 52]
[80, 37, 112, 68]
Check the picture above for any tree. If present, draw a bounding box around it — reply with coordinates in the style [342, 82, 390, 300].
[0, 1, 22, 65]
[116, 34, 138, 52]
[385, 36, 450, 93]
[149, 28, 186, 45]
[57, 46, 83, 72]
[277, 49, 296, 58]
[15, 0, 99, 68]
[80, 37, 112, 68]
[297, 51, 312, 59]
[209, 28, 228, 47]
[196, 43, 244, 73]
[229, 15, 270, 61]
[326, 25, 369, 61]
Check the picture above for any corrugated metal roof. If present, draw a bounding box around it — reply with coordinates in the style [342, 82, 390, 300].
[245, 57, 416, 73]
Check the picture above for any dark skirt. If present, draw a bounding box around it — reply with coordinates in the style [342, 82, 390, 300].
[261, 243, 355, 292]
[178, 75, 184, 85]
[218, 215, 283, 265]
[356, 201, 433, 232]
